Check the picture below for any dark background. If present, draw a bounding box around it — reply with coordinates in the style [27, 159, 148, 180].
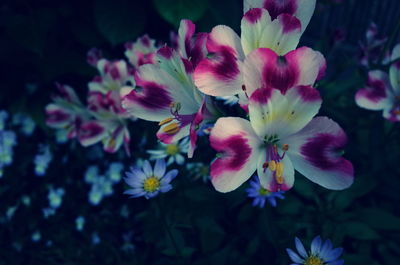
[1, 0, 400, 264]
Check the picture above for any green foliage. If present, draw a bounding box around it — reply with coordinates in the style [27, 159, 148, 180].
[153, 0, 209, 27]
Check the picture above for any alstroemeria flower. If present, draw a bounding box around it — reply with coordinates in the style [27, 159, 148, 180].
[356, 44, 400, 122]
[121, 20, 216, 158]
[194, 1, 317, 101]
[125, 35, 158, 69]
[45, 83, 89, 139]
[210, 86, 354, 193]
[78, 59, 136, 153]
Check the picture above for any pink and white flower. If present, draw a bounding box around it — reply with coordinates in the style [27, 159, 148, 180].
[356, 44, 400, 122]
[194, 1, 318, 102]
[125, 35, 158, 69]
[208, 48, 353, 193]
[79, 59, 136, 153]
[210, 87, 354, 193]
[45, 83, 89, 139]
[121, 20, 216, 158]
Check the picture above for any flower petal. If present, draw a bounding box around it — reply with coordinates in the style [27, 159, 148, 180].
[311, 235, 322, 255]
[243, 47, 325, 96]
[209, 117, 262, 192]
[249, 86, 321, 139]
[45, 104, 73, 128]
[390, 44, 400, 93]
[356, 70, 393, 110]
[241, 9, 301, 56]
[156, 121, 191, 145]
[295, 237, 308, 258]
[194, 25, 245, 97]
[154, 159, 166, 179]
[243, 0, 316, 33]
[142, 160, 153, 177]
[325, 248, 343, 262]
[78, 121, 107, 147]
[284, 117, 354, 190]
[286, 248, 304, 264]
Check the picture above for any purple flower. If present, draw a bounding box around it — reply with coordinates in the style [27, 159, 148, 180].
[287, 236, 344, 265]
[246, 176, 285, 207]
[124, 159, 177, 199]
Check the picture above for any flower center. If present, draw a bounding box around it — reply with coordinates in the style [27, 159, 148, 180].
[262, 140, 289, 190]
[143, 177, 160, 192]
[166, 144, 179, 155]
[304, 256, 324, 265]
[258, 187, 270, 196]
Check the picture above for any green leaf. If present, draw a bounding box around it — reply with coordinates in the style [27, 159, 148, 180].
[153, 0, 208, 27]
[343, 221, 380, 240]
[358, 208, 400, 231]
[94, 0, 145, 46]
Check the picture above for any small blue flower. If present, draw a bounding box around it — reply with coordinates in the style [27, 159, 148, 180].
[34, 145, 53, 176]
[12, 113, 36, 136]
[85, 165, 100, 184]
[286, 236, 344, 265]
[0, 110, 9, 130]
[147, 137, 188, 165]
[107, 162, 124, 183]
[75, 216, 85, 231]
[48, 187, 65, 209]
[124, 159, 178, 199]
[246, 176, 285, 208]
[31, 231, 41, 242]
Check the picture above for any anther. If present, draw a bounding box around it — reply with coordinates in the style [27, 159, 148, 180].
[276, 162, 284, 178]
[158, 117, 174, 126]
[162, 122, 180, 134]
[282, 144, 289, 151]
[268, 161, 277, 171]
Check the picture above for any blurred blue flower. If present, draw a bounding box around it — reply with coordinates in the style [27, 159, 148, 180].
[12, 113, 36, 136]
[0, 110, 8, 130]
[186, 162, 210, 182]
[75, 216, 85, 231]
[48, 187, 65, 209]
[246, 176, 285, 208]
[287, 236, 344, 265]
[55, 129, 68, 144]
[92, 232, 101, 245]
[147, 137, 188, 165]
[34, 145, 53, 176]
[31, 231, 41, 242]
[0, 126, 17, 177]
[85, 165, 100, 184]
[124, 159, 178, 199]
[107, 162, 124, 183]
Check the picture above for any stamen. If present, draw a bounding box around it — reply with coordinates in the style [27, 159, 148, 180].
[262, 162, 269, 168]
[158, 117, 174, 126]
[282, 144, 289, 151]
[268, 161, 276, 171]
[162, 122, 180, 134]
[276, 162, 283, 178]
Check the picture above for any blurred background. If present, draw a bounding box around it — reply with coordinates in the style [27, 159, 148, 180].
[1, 0, 400, 264]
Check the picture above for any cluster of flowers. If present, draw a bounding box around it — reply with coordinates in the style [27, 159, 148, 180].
[356, 43, 400, 121]
[84, 162, 124, 205]
[0, 110, 37, 178]
[45, 0, 355, 201]
[0, 111, 17, 177]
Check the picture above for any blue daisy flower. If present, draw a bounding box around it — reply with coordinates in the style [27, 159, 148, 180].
[246, 176, 285, 208]
[286, 236, 344, 265]
[124, 159, 177, 199]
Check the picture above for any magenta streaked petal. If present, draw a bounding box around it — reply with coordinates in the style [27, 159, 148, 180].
[188, 101, 206, 158]
[103, 125, 125, 153]
[243, 47, 325, 96]
[156, 121, 190, 144]
[390, 44, 400, 93]
[194, 25, 245, 97]
[78, 121, 107, 147]
[178, 19, 196, 59]
[45, 104, 73, 128]
[355, 70, 393, 111]
[241, 9, 301, 56]
[243, 0, 316, 33]
[284, 117, 354, 190]
[209, 117, 262, 192]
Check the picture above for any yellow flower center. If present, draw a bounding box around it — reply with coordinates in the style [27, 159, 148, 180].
[258, 187, 270, 196]
[143, 177, 160, 192]
[166, 144, 179, 155]
[304, 256, 324, 265]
